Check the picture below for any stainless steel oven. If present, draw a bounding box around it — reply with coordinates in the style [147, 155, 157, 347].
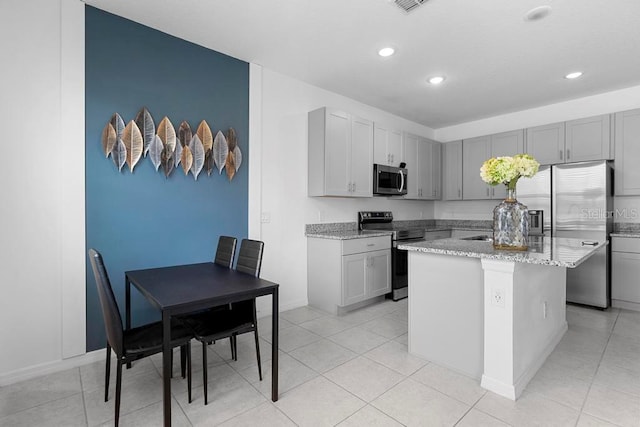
[359, 211, 424, 301]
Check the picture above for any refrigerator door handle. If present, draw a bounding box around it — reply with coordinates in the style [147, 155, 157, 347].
[581, 241, 599, 246]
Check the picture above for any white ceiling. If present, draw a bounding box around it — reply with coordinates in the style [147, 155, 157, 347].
[84, 0, 640, 129]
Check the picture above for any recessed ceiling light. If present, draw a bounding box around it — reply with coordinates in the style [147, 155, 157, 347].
[524, 5, 552, 21]
[565, 71, 583, 79]
[378, 47, 395, 57]
[428, 76, 446, 85]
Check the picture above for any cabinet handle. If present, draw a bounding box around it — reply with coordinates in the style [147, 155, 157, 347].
[458, 189, 461, 198]
[391, 154, 394, 163]
[387, 154, 390, 163]
[366, 243, 375, 247]
[566, 149, 570, 160]
[559, 149, 563, 160]
[348, 183, 353, 192]
[492, 188, 495, 197]
[486, 188, 490, 197]
[353, 182, 356, 192]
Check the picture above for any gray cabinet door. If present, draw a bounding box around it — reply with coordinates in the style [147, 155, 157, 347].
[324, 109, 351, 196]
[417, 137, 432, 199]
[403, 133, 420, 199]
[350, 115, 374, 197]
[490, 130, 524, 200]
[565, 114, 611, 162]
[443, 141, 463, 200]
[431, 141, 442, 200]
[342, 253, 367, 306]
[463, 136, 491, 200]
[526, 122, 565, 165]
[367, 250, 391, 297]
[615, 109, 640, 196]
[612, 251, 640, 304]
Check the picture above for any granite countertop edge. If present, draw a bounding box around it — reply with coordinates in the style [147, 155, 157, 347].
[398, 245, 579, 268]
[610, 232, 640, 238]
[305, 230, 393, 240]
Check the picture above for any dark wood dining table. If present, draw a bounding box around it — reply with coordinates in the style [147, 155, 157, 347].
[125, 262, 279, 426]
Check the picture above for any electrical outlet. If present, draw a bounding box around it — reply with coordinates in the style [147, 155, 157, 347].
[491, 287, 505, 307]
[261, 212, 271, 223]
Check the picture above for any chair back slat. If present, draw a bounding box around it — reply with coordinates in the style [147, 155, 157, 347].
[214, 236, 237, 268]
[236, 239, 264, 277]
[88, 249, 124, 356]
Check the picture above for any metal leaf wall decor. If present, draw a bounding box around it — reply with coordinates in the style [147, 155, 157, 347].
[189, 134, 205, 180]
[148, 135, 163, 171]
[122, 121, 143, 172]
[100, 110, 243, 181]
[213, 131, 228, 175]
[181, 145, 193, 176]
[135, 107, 155, 157]
[101, 123, 116, 157]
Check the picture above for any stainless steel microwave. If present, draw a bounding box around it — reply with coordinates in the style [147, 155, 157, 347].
[373, 164, 407, 196]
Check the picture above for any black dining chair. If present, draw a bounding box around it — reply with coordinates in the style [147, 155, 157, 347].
[88, 249, 194, 426]
[214, 235, 237, 268]
[184, 239, 265, 404]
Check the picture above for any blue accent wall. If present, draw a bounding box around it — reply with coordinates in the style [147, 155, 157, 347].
[85, 7, 249, 351]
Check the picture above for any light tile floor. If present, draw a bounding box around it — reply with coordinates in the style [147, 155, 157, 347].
[2, 300, 639, 426]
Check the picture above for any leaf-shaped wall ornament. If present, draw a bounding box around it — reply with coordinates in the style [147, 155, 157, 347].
[181, 145, 193, 175]
[148, 135, 163, 171]
[213, 131, 228, 174]
[205, 150, 214, 176]
[188, 134, 205, 180]
[162, 146, 174, 178]
[178, 121, 192, 148]
[174, 139, 183, 168]
[122, 121, 143, 172]
[157, 116, 177, 156]
[225, 150, 236, 181]
[110, 113, 125, 140]
[112, 138, 126, 172]
[101, 122, 116, 157]
[226, 127, 237, 152]
[233, 146, 242, 172]
[134, 107, 155, 157]
[197, 120, 213, 153]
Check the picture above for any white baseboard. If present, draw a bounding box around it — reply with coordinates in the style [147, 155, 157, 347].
[0, 349, 106, 387]
[612, 299, 640, 312]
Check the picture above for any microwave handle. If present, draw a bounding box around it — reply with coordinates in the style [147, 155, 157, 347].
[397, 170, 405, 193]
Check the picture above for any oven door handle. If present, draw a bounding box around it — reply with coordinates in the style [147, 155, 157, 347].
[397, 170, 405, 193]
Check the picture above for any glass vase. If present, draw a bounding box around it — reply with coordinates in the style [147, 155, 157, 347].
[493, 187, 529, 251]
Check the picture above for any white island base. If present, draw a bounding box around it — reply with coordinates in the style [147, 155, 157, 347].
[408, 251, 568, 400]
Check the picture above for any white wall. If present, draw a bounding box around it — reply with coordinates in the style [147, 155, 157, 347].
[250, 66, 436, 314]
[0, 0, 86, 383]
[434, 85, 640, 220]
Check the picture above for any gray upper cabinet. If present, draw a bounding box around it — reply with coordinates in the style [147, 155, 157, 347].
[565, 114, 612, 163]
[526, 115, 611, 165]
[373, 124, 402, 166]
[404, 133, 441, 200]
[463, 135, 491, 200]
[526, 122, 565, 165]
[443, 141, 463, 200]
[462, 130, 524, 200]
[614, 109, 640, 196]
[308, 107, 373, 197]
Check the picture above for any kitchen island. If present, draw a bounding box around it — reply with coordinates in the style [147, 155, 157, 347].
[399, 237, 607, 400]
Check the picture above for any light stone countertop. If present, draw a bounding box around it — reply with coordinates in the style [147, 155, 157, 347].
[305, 230, 392, 240]
[398, 237, 607, 268]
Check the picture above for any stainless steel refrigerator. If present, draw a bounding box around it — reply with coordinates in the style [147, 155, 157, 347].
[518, 161, 613, 308]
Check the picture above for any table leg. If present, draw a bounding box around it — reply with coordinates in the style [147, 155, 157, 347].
[125, 277, 132, 369]
[271, 288, 279, 402]
[162, 311, 172, 426]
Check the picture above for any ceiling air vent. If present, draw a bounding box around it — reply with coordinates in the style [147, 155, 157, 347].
[394, 0, 428, 13]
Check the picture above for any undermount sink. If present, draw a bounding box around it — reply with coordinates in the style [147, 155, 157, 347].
[459, 235, 493, 242]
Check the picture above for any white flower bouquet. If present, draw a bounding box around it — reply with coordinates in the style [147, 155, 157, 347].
[480, 154, 540, 191]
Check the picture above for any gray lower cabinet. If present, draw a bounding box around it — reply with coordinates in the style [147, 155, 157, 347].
[614, 109, 640, 196]
[612, 237, 640, 311]
[308, 236, 391, 314]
